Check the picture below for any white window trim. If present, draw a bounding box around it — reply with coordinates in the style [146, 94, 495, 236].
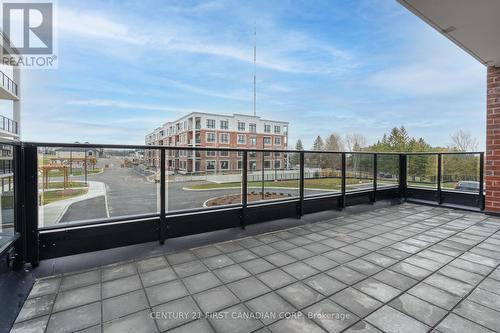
[263, 136, 271, 145]
[237, 134, 246, 145]
[249, 160, 257, 170]
[206, 160, 216, 171]
[206, 132, 216, 143]
[219, 151, 229, 157]
[274, 160, 281, 169]
[206, 119, 216, 129]
[220, 160, 229, 170]
[219, 133, 229, 144]
[274, 136, 281, 145]
[238, 122, 246, 131]
[264, 160, 272, 169]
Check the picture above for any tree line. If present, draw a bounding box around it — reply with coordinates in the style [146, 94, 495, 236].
[289, 127, 480, 183]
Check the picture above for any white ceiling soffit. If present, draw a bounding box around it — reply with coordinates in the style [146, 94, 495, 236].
[397, 0, 500, 67]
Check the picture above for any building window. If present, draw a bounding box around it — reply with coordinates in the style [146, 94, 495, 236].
[238, 122, 246, 131]
[220, 120, 228, 130]
[263, 136, 271, 145]
[206, 132, 216, 143]
[206, 150, 216, 157]
[274, 152, 281, 157]
[274, 126, 280, 134]
[250, 136, 257, 146]
[274, 137, 281, 145]
[249, 152, 256, 158]
[219, 151, 229, 157]
[206, 119, 215, 129]
[274, 160, 281, 169]
[220, 160, 229, 170]
[206, 161, 216, 170]
[220, 133, 229, 144]
[237, 134, 246, 144]
[237, 151, 243, 157]
[249, 161, 257, 170]
[237, 160, 243, 169]
[249, 123, 256, 133]
[264, 124, 271, 133]
[263, 151, 271, 157]
[264, 160, 271, 169]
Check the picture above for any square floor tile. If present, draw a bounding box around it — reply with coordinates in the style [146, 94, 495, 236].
[47, 302, 101, 333]
[366, 305, 429, 333]
[303, 255, 338, 271]
[373, 270, 418, 291]
[145, 279, 188, 306]
[29, 278, 60, 298]
[407, 283, 460, 310]
[304, 299, 359, 332]
[265, 253, 296, 267]
[166, 251, 197, 265]
[153, 296, 199, 331]
[268, 316, 326, 333]
[183, 272, 221, 294]
[103, 289, 148, 322]
[345, 259, 383, 276]
[60, 270, 100, 291]
[172, 260, 208, 278]
[389, 293, 447, 326]
[256, 269, 296, 289]
[246, 293, 295, 325]
[304, 274, 346, 296]
[102, 275, 142, 299]
[453, 300, 500, 332]
[282, 262, 319, 280]
[436, 313, 494, 333]
[227, 277, 271, 301]
[331, 287, 382, 318]
[168, 319, 214, 333]
[228, 250, 258, 263]
[209, 304, 262, 333]
[192, 245, 223, 259]
[11, 315, 49, 333]
[193, 286, 239, 313]
[203, 255, 235, 269]
[139, 267, 176, 287]
[53, 284, 101, 312]
[277, 282, 323, 309]
[214, 264, 251, 283]
[241, 259, 275, 274]
[135, 256, 168, 273]
[15, 294, 55, 323]
[102, 263, 137, 282]
[103, 309, 157, 333]
[327, 266, 366, 285]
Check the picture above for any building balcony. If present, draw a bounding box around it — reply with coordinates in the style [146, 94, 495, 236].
[0, 141, 493, 332]
[0, 115, 18, 137]
[0, 70, 18, 100]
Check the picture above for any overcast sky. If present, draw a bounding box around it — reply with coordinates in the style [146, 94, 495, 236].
[20, 0, 486, 148]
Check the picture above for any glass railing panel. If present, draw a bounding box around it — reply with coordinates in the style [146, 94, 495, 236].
[442, 153, 480, 193]
[346, 153, 373, 192]
[0, 144, 15, 251]
[167, 149, 242, 211]
[38, 147, 160, 228]
[303, 152, 342, 196]
[377, 154, 399, 188]
[407, 154, 437, 188]
[246, 150, 299, 204]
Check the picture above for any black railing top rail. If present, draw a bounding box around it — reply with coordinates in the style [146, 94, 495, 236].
[19, 141, 484, 155]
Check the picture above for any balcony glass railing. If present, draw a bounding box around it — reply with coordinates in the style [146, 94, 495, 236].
[7, 142, 485, 265]
[0, 115, 18, 135]
[0, 70, 18, 96]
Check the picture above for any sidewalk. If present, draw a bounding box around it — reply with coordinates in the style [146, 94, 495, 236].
[39, 181, 108, 227]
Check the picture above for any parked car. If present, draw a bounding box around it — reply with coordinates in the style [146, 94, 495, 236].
[455, 181, 480, 192]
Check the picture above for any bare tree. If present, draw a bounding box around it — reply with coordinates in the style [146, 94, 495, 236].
[449, 130, 478, 152]
[345, 133, 367, 152]
[324, 133, 344, 151]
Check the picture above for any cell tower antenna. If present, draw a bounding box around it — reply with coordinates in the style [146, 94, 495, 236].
[253, 21, 256, 117]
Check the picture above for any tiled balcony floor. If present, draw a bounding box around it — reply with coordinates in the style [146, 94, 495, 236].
[11, 203, 500, 333]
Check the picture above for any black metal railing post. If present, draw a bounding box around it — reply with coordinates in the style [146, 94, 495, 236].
[159, 148, 166, 244]
[241, 151, 248, 229]
[298, 151, 305, 218]
[479, 152, 484, 210]
[437, 153, 442, 204]
[372, 153, 377, 203]
[13, 144, 24, 268]
[341, 153, 346, 209]
[20, 144, 39, 267]
[399, 154, 407, 202]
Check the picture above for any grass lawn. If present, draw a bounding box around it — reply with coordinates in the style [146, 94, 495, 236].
[46, 168, 103, 177]
[39, 188, 88, 205]
[41, 181, 89, 189]
[185, 178, 394, 190]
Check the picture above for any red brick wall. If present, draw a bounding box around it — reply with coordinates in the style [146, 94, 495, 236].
[486, 66, 500, 212]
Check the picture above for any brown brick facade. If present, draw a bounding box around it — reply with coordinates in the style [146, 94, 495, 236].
[486, 66, 500, 212]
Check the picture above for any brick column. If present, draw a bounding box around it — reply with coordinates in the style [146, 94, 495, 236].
[486, 66, 500, 212]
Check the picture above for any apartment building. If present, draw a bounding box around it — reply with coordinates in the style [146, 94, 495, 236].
[145, 112, 288, 173]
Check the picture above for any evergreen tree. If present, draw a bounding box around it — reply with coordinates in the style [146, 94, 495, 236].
[290, 139, 303, 167]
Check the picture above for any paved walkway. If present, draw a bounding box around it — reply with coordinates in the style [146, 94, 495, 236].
[39, 181, 108, 226]
[12, 203, 500, 333]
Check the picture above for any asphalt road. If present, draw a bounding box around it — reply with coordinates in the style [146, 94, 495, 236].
[61, 157, 336, 223]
